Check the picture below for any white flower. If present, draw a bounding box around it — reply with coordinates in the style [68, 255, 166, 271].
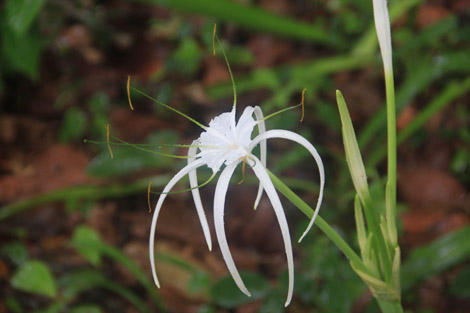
[149, 105, 325, 306]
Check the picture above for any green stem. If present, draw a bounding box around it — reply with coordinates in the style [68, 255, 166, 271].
[367, 78, 470, 167]
[385, 69, 397, 237]
[267, 170, 372, 276]
[377, 299, 404, 313]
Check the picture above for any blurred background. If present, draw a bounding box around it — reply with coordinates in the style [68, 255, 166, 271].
[0, 0, 469, 312]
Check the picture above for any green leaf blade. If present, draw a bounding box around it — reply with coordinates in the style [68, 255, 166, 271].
[11, 260, 57, 298]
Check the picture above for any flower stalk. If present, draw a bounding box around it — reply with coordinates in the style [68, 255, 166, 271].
[331, 0, 403, 311]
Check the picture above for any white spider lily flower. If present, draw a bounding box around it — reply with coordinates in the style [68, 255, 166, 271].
[149, 105, 325, 307]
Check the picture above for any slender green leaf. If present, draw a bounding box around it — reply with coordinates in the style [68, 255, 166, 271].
[354, 194, 367, 253]
[401, 227, 470, 290]
[336, 90, 371, 206]
[134, 0, 337, 44]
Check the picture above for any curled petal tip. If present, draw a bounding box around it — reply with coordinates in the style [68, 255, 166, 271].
[240, 288, 251, 297]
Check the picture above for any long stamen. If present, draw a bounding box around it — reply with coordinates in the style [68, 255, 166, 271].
[85, 139, 218, 151]
[105, 124, 114, 159]
[131, 87, 207, 129]
[127, 75, 134, 110]
[151, 172, 216, 196]
[112, 136, 192, 159]
[213, 33, 237, 110]
[262, 103, 302, 121]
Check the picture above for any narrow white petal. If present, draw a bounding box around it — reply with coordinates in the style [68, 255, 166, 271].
[249, 130, 325, 242]
[373, 0, 393, 72]
[253, 106, 266, 209]
[230, 107, 237, 139]
[188, 140, 212, 251]
[250, 156, 294, 307]
[213, 161, 251, 297]
[149, 159, 206, 288]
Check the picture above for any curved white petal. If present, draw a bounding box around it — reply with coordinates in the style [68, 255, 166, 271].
[188, 140, 212, 251]
[249, 130, 325, 242]
[213, 160, 251, 297]
[236, 106, 256, 142]
[149, 159, 206, 288]
[250, 156, 294, 307]
[252, 106, 266, 209]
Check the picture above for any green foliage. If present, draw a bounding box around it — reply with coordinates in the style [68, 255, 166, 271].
[299, 238, 365, 312]
[401, 227, 470, 291]
[11, 260, 57, 298]
[69, 305, 103, 313]
[448, 266, 470, 299]
[59, 108, 87, 143]
[137, 0, 338, 45]
[5, 297, 23, 313]
[59, 269, 151, 313]
[1, 242, 29, 266]
[70, 225, 103, 266]
[70, 226, 163, 308]
[210, 272, 270, 308]
[4, 0, 47, 36]
[0, 0, 47, 80]
[166, 37, 203, 76]
[257, 289, 285, 313]
[87, 92, 111, 139]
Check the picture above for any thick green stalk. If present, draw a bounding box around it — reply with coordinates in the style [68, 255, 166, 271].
[385, 70, 397, 226]
[267, 170, 372, 276]
[377, 299, 404, 313]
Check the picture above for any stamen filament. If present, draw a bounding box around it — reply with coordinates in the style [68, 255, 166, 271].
[105, 124, 114, 159]
[214, 34, 237, 110]
[262, 103, 302, 121]
[112, 136, 192, 159]
[131, 87, 207, 129]
[301, 88, 306, 122]
[84, 139, 218, 150]
[151, 172, 216, 195]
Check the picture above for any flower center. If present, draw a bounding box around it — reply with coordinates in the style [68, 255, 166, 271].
[197, 108, 256, 172]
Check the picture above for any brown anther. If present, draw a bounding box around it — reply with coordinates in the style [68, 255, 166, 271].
[127, 75, 134, 110]
[148, 181, 152, 213]
[300, 88, 306, 122]
[212, 24, 217, 56]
